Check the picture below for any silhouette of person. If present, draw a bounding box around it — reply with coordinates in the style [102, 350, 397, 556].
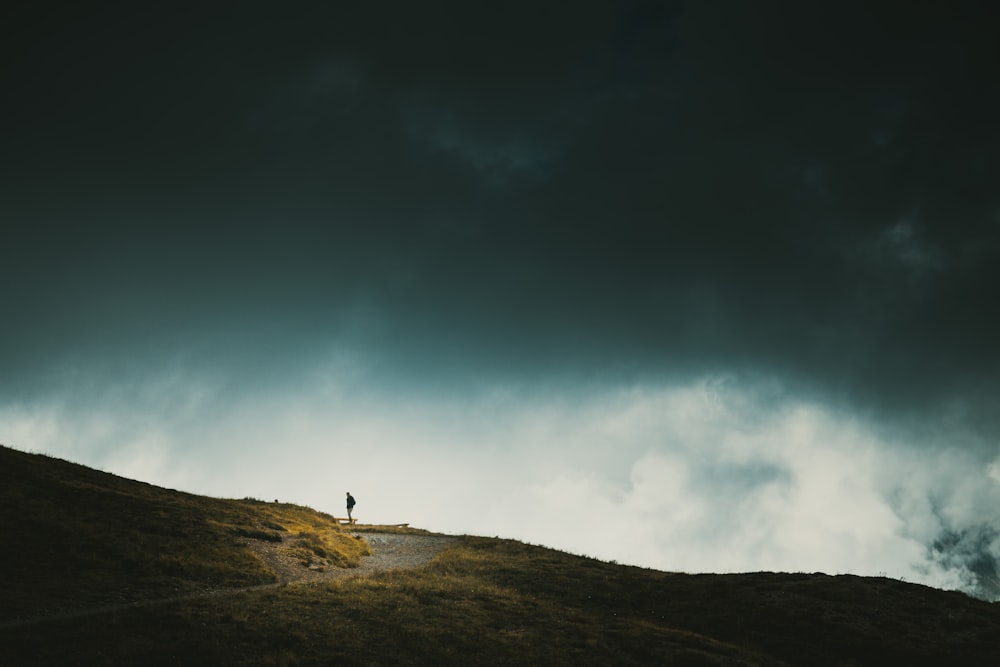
[346, 491, 356, 522]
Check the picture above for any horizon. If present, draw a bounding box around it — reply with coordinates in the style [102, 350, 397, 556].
[3, 1, 999, 600]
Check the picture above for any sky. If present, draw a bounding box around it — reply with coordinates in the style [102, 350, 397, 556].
[2, 1, 1000, 597]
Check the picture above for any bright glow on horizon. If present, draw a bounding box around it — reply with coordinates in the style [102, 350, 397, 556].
[4, 372, 997, 598]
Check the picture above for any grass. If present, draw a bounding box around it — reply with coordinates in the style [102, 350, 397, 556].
[2, 445, 1000, 666]
[0, 446, 367, 620]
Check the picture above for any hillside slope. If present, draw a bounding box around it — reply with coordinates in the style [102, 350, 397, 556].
[2, 445, 999, 666]
[0, 445, 369, 621]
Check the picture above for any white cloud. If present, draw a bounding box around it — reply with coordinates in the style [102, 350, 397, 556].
[3, 372, 998, 597]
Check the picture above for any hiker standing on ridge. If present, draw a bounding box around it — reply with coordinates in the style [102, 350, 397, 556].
[346, 491, 356, 523]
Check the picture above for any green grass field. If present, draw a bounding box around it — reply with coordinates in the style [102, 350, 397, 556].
[2, 445, 999, 666]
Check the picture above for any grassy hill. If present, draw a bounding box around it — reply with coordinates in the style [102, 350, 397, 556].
[2, 445, 999, 666]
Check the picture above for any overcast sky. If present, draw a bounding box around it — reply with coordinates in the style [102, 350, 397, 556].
[3, 1, 1000, 597]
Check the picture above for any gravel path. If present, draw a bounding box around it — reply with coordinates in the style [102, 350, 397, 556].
[1, 532, 456, 629]
[242, 532, 457, 585]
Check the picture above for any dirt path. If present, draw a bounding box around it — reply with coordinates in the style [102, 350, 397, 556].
[0, 532, 456, 629]
[241, 532, 457, 585]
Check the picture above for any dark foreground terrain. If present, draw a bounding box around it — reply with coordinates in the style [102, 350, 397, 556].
[2, 445, 999, 666]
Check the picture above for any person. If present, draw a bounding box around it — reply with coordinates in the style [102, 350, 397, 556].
[346, 491, 356, 522]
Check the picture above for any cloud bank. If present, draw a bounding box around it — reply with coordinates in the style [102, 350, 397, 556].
[5, 365, 999, 598]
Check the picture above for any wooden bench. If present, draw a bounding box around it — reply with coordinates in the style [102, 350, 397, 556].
[332, 519, 410, 528]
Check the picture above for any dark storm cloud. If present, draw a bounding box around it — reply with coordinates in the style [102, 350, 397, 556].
[2, 2, 999, 432]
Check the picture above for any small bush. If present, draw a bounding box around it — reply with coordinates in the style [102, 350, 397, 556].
[232, 527, 284, 542]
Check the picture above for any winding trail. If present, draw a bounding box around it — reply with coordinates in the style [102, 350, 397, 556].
[0, 532, 456, 630]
